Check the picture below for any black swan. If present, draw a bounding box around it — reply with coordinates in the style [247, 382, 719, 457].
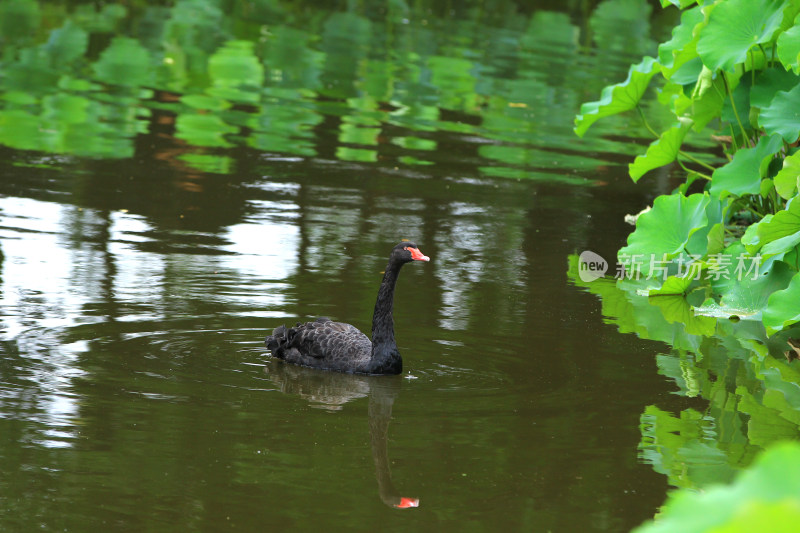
[265, 242, 429, 375]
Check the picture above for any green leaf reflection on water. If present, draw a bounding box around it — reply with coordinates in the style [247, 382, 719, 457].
[178, 153, 234, 174]
[176, 113, 238, 147]
[0, 1, 654, 182]
[635, 442, 800, 533]
[568, 253, 800, 500]
[209, 41, 264, 90]
[93, 37, 153, 88]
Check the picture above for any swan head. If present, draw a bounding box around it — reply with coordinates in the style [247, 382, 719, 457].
[393, 241, 430, 263]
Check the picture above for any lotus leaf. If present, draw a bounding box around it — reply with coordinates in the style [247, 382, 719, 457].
[764, 272, 800, 334]
[629, 119, 692, 181]
[574, 56, 660, 137]
[696, 0, 786, 72]
[619, 193, 710, 277]
[760, 84, 800, 143]
[634, 442, 800, 533]
[709, 134, 783, 198]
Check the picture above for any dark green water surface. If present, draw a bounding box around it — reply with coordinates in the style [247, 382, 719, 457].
[0, 1, 699, 531]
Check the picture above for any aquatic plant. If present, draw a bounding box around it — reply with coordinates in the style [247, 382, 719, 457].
[576, 0, 800, 335]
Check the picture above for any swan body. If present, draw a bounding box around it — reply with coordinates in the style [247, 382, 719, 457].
[265, 242, 429, 375]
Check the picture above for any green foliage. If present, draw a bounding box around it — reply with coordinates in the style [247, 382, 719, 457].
[709, 134, 782, 198]
[760, 84, 800, 141]
[568, 255, 800, 531]
[696, 0, 785, 72]
[576, 0, 800, 335]
[618, 193, 710, 276]
[635, 442, 800, 533]
[629, 119, 692, 181]
[574, 57, 661, 137]
[574, 4, 800, 522]
[764, 272, 800, 334]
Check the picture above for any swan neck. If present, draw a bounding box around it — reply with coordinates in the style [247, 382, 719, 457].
[371, 260, 401, 351]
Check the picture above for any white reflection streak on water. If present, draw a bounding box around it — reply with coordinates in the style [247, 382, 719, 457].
[0, 197, 84, 448]
[223, 200, 299, 279]
[221, 198, 299, 316]
[108, 211, 167, 320]
[433, 201, 528, 331]
[434, 202, 485, 331]
[0, 194, 300, 447]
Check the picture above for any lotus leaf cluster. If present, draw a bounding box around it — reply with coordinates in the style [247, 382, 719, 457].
[576, 0, 800, 335]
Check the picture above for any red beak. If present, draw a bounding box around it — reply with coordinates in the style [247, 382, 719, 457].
[394, 497, 420, 509]
[409, 247, 430, 262]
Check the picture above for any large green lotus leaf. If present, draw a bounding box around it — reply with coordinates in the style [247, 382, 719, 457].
[658, 6, 703, 72]
[687, 193, 726, 257]
[736, 442, 800, 496]
[709, 134, 783, 198]
[649, 294, 717, 336]
[777, 1, 800, 34]
[750, 68, 800, 109]
[670, 57, 705, 86]
[629, 119, 692, 182]
[774, 152, 800, 199]
[619, 193, 710, 277]
[41, 93, 90, 125]
[574, 56, 660, 137]
[760, 84, 800, 142]
[760, 232, 800, 262]
[777, 14, 800, 73]
[742, 215, 770, 253]
[634, 442, 800, 533]
[696, 0, 786, 72]
[699, 247, 794, 320]
[757, 197, 800, 263]
[764, 271, 800, 335]
[757, 197, 800, 246]
[647, 274, 695, 296]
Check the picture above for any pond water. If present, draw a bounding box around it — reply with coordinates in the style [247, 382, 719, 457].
[0, 1, 703, 531]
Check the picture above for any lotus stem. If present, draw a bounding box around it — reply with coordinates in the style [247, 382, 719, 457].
[722, 71, 748, 149]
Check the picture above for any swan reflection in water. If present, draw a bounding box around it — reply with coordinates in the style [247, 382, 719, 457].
[264, 359, 420, 509]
